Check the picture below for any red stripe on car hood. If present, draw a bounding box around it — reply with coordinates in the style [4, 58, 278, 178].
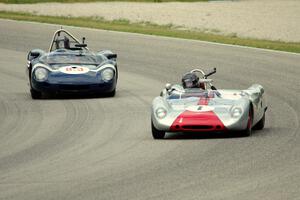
[170, 96, 226, 132]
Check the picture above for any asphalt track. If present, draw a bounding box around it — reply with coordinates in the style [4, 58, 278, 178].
[0, 19, 299, 200]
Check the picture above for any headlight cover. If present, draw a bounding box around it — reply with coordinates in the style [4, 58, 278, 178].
[101, 68, 114, 82]
[34, 67, 48, 82]
[156, 107, 167, 119]
[231, 106, 243, 118]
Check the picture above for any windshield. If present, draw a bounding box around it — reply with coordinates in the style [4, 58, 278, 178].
[167, 89, 217, 100]
[41, 53, 103, 65]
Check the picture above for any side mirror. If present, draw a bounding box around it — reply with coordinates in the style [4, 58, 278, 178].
[165, 83, 172, 90]
[27, 51, 40, 61]
[106, 53, 117, 60]
[31, 52, 40, 57]
[260, 87, 264, 95]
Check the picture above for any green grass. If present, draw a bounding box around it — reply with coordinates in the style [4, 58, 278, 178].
[0, 11, 299, 53]
[0, 0, 208, 3]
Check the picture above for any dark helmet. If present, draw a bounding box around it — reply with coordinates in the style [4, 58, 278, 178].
[182, 72, 199, 88]
[63, 36, 70, 49]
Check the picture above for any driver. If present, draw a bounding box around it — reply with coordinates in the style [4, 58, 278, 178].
[55, 36, 70, 49]
[182, 72, 205, 89]
[63, 36, 70, 49]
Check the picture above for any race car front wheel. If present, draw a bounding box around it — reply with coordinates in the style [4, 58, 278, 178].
[241, 109, 252, 137]
[151, 120, 165, 139]
[106, 89, 116, 97]
[30, 88, 42, 99]
[253, 112, 265, 130]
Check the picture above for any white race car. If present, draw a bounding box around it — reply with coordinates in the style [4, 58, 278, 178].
[151, 68, 267, 139]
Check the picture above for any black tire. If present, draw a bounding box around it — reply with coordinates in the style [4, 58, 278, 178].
[30, 88, 42, 99]
[254, 112, 265, 130]
[241, 109, 252, 137]
[106, 89, 116, 97]
[151, 120, 165, 139]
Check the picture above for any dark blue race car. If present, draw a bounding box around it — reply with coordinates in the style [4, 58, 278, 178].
[27, 29, 118, 99]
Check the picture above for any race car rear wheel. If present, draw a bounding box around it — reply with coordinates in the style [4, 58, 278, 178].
[151, 120, 165, 139]
[30, 88, 42, 99]
[254, 112, 265, 130]
[241, 109, 252, 137]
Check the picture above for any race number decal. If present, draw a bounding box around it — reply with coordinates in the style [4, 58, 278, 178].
[59, 66, 90, 74]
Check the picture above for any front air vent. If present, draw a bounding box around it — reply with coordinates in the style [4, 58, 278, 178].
[182, 125, 213, 130]
[59, 85, 89, 90]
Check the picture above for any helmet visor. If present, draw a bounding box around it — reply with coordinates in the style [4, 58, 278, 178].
[184, 79, 194, 88]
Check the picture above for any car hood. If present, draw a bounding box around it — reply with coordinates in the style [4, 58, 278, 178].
[168, 97, 232, 111]
[48, 63, 100, 70]
[37, 51, 106, 69]
[166, 91, 249, 114]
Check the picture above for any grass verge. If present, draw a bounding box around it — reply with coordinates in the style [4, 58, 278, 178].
[0, 11, 299, 53]
[0, 0, 208, 3]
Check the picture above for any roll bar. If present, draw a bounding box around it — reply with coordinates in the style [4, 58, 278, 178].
[190, 68, 216, 79]
[48, 28, 89, 52]
[190, 68, 217, 90]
